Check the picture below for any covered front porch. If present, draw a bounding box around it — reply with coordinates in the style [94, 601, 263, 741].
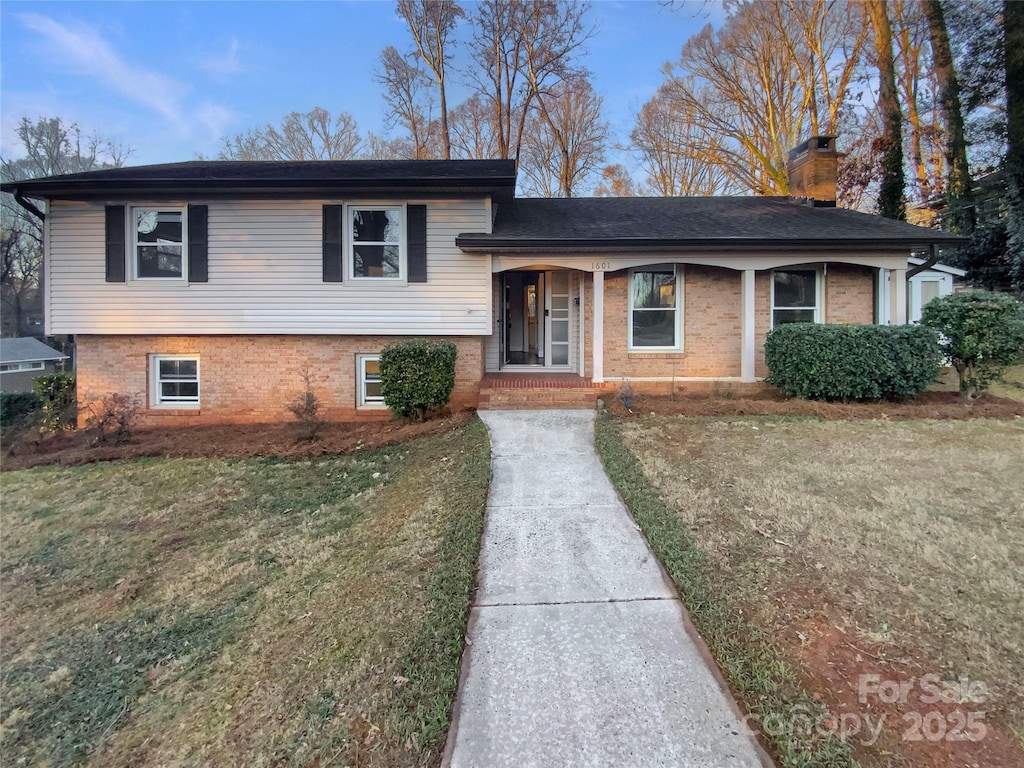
[487, 254, 911, 387]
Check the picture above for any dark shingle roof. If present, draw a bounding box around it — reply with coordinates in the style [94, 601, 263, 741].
[456, 197, 964, 250]
[2, 159, 517, 200]
[0, 337, 67, 364]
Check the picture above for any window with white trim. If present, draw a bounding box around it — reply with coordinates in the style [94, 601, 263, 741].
[771, 269, 821, 326]
[629, 267, 682, 350]
[357, 355, 385, 407]
[349, 205, 404, 279]
[150, 355, 200, 407]
[134, 208, 185, 279]
[0, 361, 45, 373]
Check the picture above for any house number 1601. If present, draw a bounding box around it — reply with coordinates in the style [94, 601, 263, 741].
[591, 261, 613, 271]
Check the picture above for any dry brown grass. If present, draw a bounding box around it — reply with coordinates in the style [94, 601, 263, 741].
[617, 416, 1024, 766]
[1, 419, 490, 767]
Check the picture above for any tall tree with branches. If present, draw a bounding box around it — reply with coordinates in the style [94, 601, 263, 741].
[867, 0, 907, 219]
[396, 0, 463, 160]
[377, 46, 440, 159]
[1006, 0, 1024, 291]
[652, 0, 867, 195]
[923, 0, 975, 233]
[519, 76, 608, 197]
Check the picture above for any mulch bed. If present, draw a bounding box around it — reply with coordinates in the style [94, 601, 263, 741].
[1, 410, 474, 471]
[602, 390, 1024, 420]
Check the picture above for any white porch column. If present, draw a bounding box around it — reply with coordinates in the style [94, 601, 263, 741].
[592, 271, 604, 383]
[740, 269, 757, 382]
[893, 268, 908, 324]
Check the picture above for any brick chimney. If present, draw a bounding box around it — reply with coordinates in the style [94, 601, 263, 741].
[787, 135, 838, 207]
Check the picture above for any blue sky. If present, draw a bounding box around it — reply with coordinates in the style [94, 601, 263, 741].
[1, 1, 723, 168]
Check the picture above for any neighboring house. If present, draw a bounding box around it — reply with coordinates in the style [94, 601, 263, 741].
[2, 136, 962, 423]
[0, 337, 68, 394]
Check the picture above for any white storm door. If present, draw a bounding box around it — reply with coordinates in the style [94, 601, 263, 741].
[547, 270, 571, 367]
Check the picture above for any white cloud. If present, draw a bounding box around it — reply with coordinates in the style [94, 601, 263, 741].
[14, 12, 238, 141]
[200, 38, 247, 78]
[196, 102, 239, 139]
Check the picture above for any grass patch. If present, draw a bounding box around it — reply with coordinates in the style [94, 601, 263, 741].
[1, 419, 490, 767]
[596, 413, 858, 768]
[598, 413, 1024, 767]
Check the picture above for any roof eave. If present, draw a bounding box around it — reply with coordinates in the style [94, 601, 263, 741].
[455, 235, 968, 252]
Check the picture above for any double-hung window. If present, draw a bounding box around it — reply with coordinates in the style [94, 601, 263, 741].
[771, 269, 821, 326]
[629, 267, 682, 350]
[150, 355, 200, 407]
[349, 206, 404, 280]
[357, 355, 385, 407]
[134, 208, 185, 279]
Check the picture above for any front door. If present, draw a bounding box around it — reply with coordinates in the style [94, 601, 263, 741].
[499, 270, 571, 369]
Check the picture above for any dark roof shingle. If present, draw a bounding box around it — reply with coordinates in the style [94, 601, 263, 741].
[456, 197, 964, 249]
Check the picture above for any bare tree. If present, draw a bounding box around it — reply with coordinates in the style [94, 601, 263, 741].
[653, 0, 867, 195]
[866, 0, 907, 219]
[377, 46, 441, 159]
[1, 117, 131, 337]
[396, 0, 464, 160]
[518, 76, 608, 197]
[449, 94, 500, 159]
[466, 0, 593, 162]
[923, 0, 975, 232]
[631, 84, 735, 196]
[217, 108, 362, 160]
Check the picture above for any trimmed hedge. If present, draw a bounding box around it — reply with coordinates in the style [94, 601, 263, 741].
[33, 372, 77, 430]
[764, 323, 940, 401]
[379, 339, 457, 419]
[0, 391, 42, 427]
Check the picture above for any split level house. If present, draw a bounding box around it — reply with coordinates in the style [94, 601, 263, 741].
[2, 136, 962, 424]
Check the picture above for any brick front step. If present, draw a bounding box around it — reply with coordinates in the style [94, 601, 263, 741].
[478, 373, 596, 411]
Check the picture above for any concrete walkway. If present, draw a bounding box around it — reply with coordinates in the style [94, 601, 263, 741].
[443, 410, 769, 768]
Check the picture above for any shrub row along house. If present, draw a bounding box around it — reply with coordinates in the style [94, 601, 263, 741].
[2, 136, 961, 423]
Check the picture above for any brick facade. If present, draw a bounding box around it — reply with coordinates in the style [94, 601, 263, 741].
[594, 263, 876, 386]
[75, 335, 484, 427]
[75, 265, 876, 423]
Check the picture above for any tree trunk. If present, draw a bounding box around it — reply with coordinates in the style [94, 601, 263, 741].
[867, 0, 906, 219]
[923, 0, 975, 233]
[1006, 0, 1024, 291]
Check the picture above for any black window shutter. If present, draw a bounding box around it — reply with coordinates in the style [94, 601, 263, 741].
[188, 204, 209, 282]
[105, 205, 126, 282]
[323, 205, 343, 282]
[407, 204, 427, 283]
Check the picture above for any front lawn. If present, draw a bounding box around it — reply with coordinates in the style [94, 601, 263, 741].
[1, 419, 490, 767]
[597, 414, 1024, 768]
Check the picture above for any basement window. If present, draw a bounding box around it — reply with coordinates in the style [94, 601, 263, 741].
[150, 355, 200, 407]
[357, 355, 385, 407]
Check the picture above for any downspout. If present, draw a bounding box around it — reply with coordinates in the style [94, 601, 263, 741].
[13, 189, 46, 222]
[906, 243, 939, 279]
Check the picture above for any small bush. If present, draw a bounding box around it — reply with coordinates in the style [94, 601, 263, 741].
[765, 323, 940, 401]
[0, 391, 42, 427]
[33, 372, 77, 430]
[920, 290, 1024, 398]
[379, 339, 457, 420]
[83, 392, 141, 445]
[287, 368, 326, 441]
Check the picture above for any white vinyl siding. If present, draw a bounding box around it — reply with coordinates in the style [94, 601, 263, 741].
[47, 199, 492, 336]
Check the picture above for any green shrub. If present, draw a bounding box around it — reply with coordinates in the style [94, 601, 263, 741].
[920, 290, 1024, 398]
[379, 339, 457, 420]
[765, 323, 940, 401]
[0, 391, 42, 427]
[32, 372, 77, 430]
